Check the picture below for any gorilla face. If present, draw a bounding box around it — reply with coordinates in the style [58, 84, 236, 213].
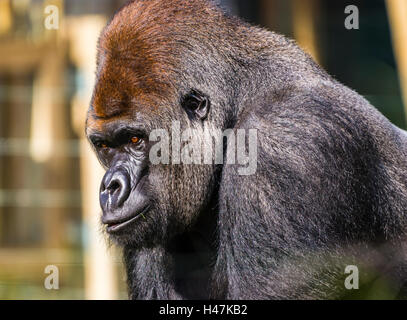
[86, 81, 216, 247]
[87, 120, 155, 246]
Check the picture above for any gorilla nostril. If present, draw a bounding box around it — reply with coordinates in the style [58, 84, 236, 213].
[107, 180, 121, 193]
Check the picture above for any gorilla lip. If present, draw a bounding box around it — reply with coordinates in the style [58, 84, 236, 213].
[105, 206, 149, 233]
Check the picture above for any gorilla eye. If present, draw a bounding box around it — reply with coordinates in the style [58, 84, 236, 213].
[94, 141, 109, 150]
[131, 137, 141, 145]
[181, 90, 210, 121]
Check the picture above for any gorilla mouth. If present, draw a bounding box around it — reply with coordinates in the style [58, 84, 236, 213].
[105, 206, 150, 234]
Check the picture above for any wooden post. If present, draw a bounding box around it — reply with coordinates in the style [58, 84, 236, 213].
[292, 0, 320, 63]
[0, 0, 12, 35]
[386, 0, 407, 125]
[30, 44, 67, 248]
[68, 16, 119, 300]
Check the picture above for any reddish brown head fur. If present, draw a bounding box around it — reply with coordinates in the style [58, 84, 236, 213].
[88, 0, 224, 131]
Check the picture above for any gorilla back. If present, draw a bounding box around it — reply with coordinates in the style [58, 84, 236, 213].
[86, 0, 407, 299]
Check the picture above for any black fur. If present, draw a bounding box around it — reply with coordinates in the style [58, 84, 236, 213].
[87, 0, 407, 300]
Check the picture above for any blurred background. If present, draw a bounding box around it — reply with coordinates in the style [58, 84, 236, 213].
[0, 0, 406, 299]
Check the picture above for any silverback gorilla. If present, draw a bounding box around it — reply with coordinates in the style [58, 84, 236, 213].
[86, 0, 407, 299]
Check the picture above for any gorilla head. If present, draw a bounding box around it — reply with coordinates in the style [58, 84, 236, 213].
[86, 0, 233, 247]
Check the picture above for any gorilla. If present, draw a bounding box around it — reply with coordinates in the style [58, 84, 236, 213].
[86, 0, 407, 299]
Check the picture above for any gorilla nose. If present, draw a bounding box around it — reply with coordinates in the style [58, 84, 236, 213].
[100, 168, 131, 211]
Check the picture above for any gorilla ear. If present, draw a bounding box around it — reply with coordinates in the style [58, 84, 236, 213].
[181, 90, 210, 121]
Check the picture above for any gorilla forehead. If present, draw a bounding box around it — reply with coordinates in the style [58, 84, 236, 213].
[93, 39, 175, 119]
[101, 0, 220, 38]
[97, 0, 225, 70]
[91, 0, 231, 120]
[91, 50, 174, 120]
[97, 0, 217, 60]
[91, 0, 220, 119]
